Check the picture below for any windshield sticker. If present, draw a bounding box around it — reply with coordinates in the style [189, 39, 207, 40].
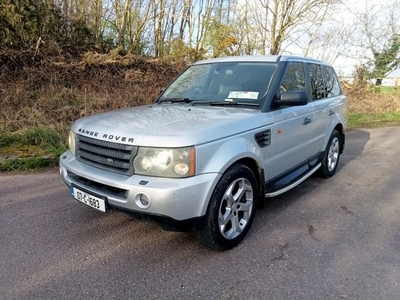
[228, 91, 259, 99]
[227, 91, 240, 98]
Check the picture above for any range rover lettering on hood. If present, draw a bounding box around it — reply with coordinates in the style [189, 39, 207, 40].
[77, 128, 134, 143]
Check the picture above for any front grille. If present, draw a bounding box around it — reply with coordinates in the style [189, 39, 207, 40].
[76, 135, 137, 175]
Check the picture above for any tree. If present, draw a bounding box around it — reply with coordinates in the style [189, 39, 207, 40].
[370, 35, 400, 83]
[205, 19, 238, 57]
[233, 0, 260, 55]
[294, 16, 354, 65]
[248, 0, 341, 55]
[354, 0, 400, 82]
[0, 0, 63, 48]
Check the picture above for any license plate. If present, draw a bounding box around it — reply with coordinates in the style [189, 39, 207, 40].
[71, 186, 106, 212]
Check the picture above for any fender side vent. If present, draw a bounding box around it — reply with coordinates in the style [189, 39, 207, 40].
[255, 130, 271, 148]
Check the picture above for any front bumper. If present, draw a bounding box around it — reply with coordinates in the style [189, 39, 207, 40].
[59, 151, 221, 230]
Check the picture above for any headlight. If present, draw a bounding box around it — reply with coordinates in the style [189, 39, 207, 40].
[133, 147, 195, 178]
[69, 131, 76, 155]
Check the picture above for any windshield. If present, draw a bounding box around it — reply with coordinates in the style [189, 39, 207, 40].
[159, 62, 277, 105]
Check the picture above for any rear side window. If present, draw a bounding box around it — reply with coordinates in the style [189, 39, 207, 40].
[322, 66, 342, 97]
[280, 62, 306, 92]
[308, 63, 325, 100]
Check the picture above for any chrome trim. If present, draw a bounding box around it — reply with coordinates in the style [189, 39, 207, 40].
[265, 163, 321, 198]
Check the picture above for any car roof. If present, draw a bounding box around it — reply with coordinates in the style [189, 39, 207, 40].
[192, 55, 329, 66]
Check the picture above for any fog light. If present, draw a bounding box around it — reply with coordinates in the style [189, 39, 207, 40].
[135, 193, 150, 209]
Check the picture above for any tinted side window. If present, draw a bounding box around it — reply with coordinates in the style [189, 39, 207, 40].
[308, 63, 325, 100]
[280, 62, 306, 92]
[322, 66, 341, 97]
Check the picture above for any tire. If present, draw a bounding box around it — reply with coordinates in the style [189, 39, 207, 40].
[318, 130, 341, 178]
[194, 163, 258, 250]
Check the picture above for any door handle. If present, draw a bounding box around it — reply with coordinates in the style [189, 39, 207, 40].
[328, 109, 335, 116]
[303, 117, 312, 125]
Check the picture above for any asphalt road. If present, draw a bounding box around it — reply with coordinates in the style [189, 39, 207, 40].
[1, 127, 400, 300]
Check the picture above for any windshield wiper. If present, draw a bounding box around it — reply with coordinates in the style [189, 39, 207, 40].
[158, 98, 193, 104]
[208, 101, 260, 107]
[159, 99, 260, 107]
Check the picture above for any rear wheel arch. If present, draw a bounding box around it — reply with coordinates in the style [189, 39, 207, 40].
[334, 123, 345, 154]
[318, 129, 342, 178]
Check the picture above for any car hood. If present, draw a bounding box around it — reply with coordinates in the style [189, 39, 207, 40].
[71, 104, 268, 147]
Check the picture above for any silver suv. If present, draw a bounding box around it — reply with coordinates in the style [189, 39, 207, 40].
[60, 55, 347, 250]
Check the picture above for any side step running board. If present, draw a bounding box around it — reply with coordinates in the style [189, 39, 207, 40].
[265, 163, 321, 198]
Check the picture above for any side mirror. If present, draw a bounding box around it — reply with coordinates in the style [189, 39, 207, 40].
[275, 90, 308, 106]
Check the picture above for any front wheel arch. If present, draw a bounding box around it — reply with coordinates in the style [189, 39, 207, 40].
[235, 157, 265, 209]
[194, 163, 259, 250]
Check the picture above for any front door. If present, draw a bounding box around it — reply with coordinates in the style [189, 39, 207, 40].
[263, 61, 317, 182]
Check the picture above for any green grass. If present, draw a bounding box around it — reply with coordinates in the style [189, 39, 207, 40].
[0, 130, 17, 147]
[348, 112, 400, 129]
[21, 127, 65, 156]
[369, 86, 400, 95]
[0, 157, 54, 172]
[0, 127, 68, 172]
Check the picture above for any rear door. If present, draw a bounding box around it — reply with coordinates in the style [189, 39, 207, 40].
[309, 64, 345, 153]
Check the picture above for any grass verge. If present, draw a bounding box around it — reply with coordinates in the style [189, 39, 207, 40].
[0, 157, 54, 172]
[0, 127, 68, 172]
[348, 112, 400, 129]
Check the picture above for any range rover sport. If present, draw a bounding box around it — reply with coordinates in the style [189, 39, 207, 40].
[60, 55, 347, 250]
